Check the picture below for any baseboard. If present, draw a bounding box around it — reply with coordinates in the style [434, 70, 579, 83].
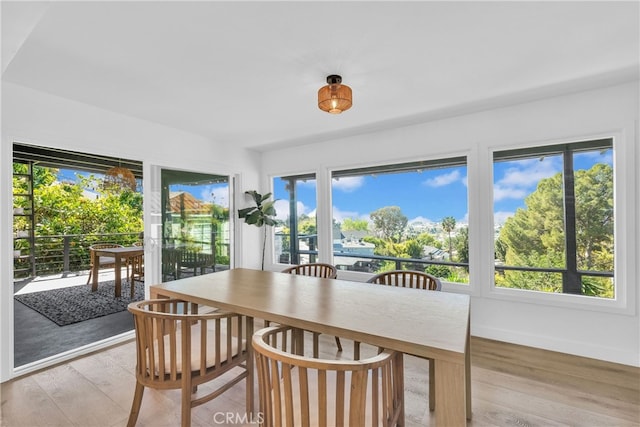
[472, 325, 639, 367]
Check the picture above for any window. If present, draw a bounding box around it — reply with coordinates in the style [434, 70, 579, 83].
[331, 158, 469, 283]
[273, 174, 317, 265]
[493, 139, 614, 298]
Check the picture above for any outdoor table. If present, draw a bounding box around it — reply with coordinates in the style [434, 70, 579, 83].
[91, 246, 144, 297]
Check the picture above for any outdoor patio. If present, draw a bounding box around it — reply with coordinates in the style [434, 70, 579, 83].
[13, 268, 137, 367]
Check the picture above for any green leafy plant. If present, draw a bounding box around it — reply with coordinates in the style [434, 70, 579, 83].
[238, 190, 277, 270]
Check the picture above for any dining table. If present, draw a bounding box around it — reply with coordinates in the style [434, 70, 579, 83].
[91, 246, 144, 297]
[150, 268, 471, 426]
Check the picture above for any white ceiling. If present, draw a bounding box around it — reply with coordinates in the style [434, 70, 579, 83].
[2, 1, 639, 152]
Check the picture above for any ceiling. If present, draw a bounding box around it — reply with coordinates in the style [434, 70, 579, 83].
[2, 1, 639, 152]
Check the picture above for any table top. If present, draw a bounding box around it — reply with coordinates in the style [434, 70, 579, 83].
[93, 246, 144, 256]
[151, 268, 470, 364]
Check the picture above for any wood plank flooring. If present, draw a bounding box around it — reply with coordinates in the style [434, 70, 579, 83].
[1, 333, 638, 426]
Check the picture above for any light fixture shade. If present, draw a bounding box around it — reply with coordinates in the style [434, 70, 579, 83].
[104, 166, 137, 192]
[318, 75, 352, 114]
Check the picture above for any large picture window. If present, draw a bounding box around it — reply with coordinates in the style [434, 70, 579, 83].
[493, 139, 614, 298]
[331, 158, 469, 283]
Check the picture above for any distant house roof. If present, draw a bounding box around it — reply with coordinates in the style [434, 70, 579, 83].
[169, 192, 210, 214]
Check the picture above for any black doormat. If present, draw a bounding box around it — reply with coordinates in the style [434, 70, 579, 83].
[14, 281, 145, 326]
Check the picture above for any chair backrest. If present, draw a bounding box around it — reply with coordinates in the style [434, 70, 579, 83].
[367, 270, 442, 291]
[128, 299, 251, 390]
[130, 254, 144, 283]
[253, 326, 404, 427]
[281, 263, 338, 279]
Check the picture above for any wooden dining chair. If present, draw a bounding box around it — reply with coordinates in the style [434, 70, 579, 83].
[86, 243, 124, 284]
[253, 325, 404, 427]
[362, 269, 442, 412]
[281, 262, 338, 279]
[127, 299, 253, 427]
[280, 263, 342, 356]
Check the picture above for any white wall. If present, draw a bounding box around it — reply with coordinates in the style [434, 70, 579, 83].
[1, 82, 262, 381]
[261, 81, 640, 367]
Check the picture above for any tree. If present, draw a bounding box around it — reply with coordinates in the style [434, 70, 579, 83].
[496, 164, 613, 296]
[441, 216, 456, 260]
[454, 226, 469, 263]
[342, 218, 369, 231]
[370, 206, 407, 243]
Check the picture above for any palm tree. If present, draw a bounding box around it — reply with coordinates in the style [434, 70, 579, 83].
[442, 216, 456, 261]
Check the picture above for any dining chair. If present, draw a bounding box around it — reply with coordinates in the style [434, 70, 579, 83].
[253, 325, 405, 427]
[362, 269, 442, 412]
[85, 243, 124, 284]
[127, 299, 253, 427]
[280, 263, 343, 356]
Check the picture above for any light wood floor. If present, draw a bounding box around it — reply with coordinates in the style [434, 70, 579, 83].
[1, 332, 638, 426]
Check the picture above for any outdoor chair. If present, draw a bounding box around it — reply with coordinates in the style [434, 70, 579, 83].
[253, 325, 405, 427]
[361, 269, 442, 411]
[127, 299, 253, 427]
[129, 253, 144, 297]
[86, 243, 124, 285]
[279, 263, 342, 357]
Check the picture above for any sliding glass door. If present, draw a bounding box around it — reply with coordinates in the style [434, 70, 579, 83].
[158, 169, 232, 282]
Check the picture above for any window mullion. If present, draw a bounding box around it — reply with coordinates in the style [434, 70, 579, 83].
[562, 147, 581, 294]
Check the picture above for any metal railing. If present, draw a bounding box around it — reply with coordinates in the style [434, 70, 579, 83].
[13, 232, 142, 279]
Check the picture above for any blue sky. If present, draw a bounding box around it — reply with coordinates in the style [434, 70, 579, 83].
[274, 149, 612, 226]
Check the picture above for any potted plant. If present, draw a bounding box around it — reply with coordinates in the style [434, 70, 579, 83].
[238, 190, 277, 270]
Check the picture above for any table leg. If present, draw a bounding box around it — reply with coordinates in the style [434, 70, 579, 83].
[91, 254, 99, 292]
[434, 358, 466, 427]
[115, 257, 122, 298]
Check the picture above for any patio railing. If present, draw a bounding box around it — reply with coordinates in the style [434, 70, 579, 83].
[13, 232, 142, 279]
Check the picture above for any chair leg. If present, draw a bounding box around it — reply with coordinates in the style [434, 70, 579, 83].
[429, 358, 435, 411]
[86, 269, 92, 285]
[334, 336, 343, 352]
[127, 382, 145, 427]
[354, 341, 361, 360]
[181, 390, 192, 427]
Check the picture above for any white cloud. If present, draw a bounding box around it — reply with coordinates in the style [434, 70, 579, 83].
[332, 176, 364, 192]
[497, 158, 558, 188]
[423, 170, 461, 187]
[332, 207, 369, 224]
[494, 158, 560, 201]
[493, 185, 528, 201]
[274, 199, 312, 221]
[494, 211, 515, 225]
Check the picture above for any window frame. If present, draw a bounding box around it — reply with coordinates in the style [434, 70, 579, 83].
[488, 134, 634, 315]
[271, 172, 320, 267]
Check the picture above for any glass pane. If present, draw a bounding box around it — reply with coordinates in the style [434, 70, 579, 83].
[331, 160, 469, 283]
[493, 143, 614, 298]
[494, 154, 565, 270]
[273, 176, 317, 265]
[161, 169, 230, 281]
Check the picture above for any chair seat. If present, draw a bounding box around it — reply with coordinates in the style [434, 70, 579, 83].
[154, 323, 245, 374]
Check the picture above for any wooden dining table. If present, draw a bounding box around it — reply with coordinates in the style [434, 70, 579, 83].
[91, 246, 144, 297]
[150, 268, 471, 426]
